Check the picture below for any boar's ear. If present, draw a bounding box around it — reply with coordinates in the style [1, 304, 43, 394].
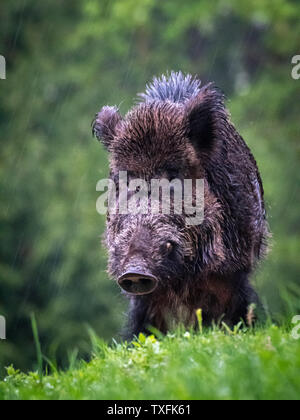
[184, 84, 225, 153]
[92, 106, 122, 150]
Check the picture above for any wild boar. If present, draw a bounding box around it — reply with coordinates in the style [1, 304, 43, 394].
[93, 72, 269, 337]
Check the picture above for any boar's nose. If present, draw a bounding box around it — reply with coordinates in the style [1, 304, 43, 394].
[118, 271, 158, 295]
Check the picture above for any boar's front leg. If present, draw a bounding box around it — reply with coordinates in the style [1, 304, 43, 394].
[124, 296, 152, 339]
[225, 271, 265, 326]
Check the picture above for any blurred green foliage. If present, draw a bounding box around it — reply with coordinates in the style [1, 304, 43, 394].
[0, 0, 299, 373]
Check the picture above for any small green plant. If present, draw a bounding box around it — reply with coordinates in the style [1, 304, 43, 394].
[196, 308, 203, 334]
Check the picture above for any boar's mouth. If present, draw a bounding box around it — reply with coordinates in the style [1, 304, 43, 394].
[118, 271, 158, 295]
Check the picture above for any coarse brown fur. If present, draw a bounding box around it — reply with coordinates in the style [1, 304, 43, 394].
[93, 72, 269, 337]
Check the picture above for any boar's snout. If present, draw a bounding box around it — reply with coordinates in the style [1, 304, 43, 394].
[118, 270, 158, 295]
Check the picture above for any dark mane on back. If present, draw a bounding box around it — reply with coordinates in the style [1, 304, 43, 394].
[138, 71, 202, 104]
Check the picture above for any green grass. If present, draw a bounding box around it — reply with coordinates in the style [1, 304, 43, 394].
[1, 325, 300, 400]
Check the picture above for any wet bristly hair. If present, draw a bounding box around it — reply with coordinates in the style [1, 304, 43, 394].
[93, 72, 269, 336]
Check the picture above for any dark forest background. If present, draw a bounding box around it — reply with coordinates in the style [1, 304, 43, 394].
[0, 0, 300, 374]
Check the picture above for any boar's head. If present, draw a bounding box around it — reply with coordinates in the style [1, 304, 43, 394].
[93, 73, 226, 296]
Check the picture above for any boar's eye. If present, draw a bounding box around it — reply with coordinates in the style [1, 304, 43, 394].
[127, 184, 142, 200]
[166, 168, 179, 181]
[166, 241, 174, 254]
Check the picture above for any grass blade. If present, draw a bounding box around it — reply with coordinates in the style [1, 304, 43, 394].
[30, 313, 43, 379]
